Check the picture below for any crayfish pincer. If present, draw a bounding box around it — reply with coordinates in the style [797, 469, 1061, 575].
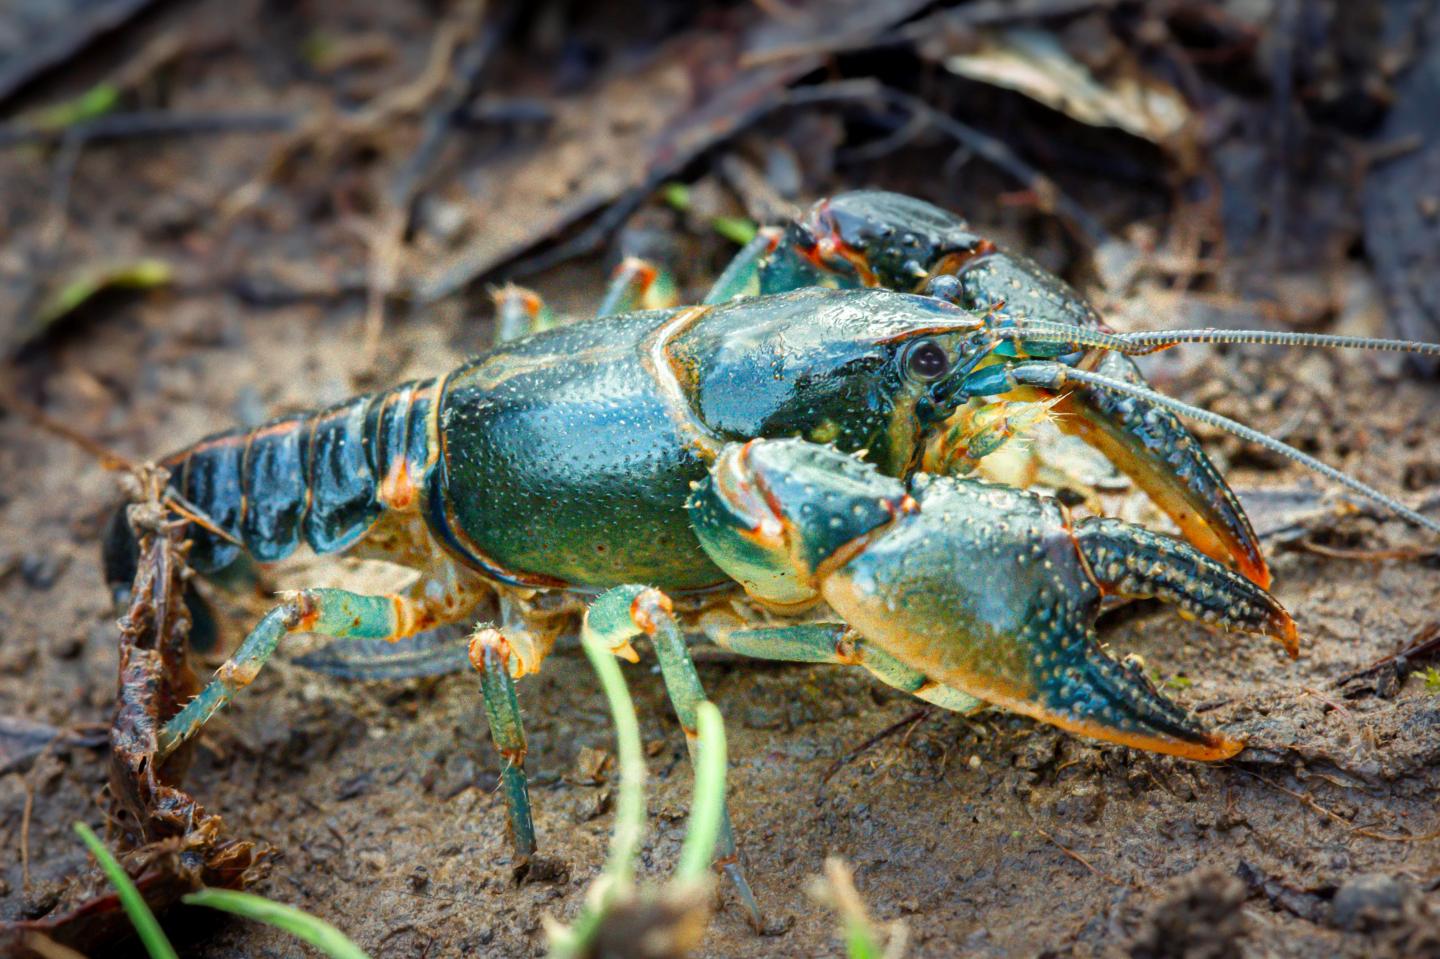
[680, 438, 1297, 761]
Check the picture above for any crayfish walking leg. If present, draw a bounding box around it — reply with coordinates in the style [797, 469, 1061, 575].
[491, 255, 678, 345]
[583, 585, 764, 931]
[156, 588, 443, 758]
[468, 628, 538, 861]
[715, 624, 986, 714]
[595, 256, 679, 318]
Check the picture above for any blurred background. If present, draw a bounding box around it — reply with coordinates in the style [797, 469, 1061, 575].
[4, 0, 1440, 373]
[2, 1, 1440, 957]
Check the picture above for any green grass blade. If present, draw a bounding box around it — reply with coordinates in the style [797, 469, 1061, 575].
[577, 622, 646, 891]
[182, 888, 370, 959]
[30, 83, 119, 131]
[676, 700, 726, 882]
[844, 918, 883, 959]
[810, 857, 902, 959]
[711, 215, 758, 246]
[662, 181, 692, 211]
[72, 822, 179, 959]
[550, 614, 652, 957]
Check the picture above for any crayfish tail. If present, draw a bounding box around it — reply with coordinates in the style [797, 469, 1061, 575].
[1075, 516, 1298, 657]
[153, 377, 440, 574]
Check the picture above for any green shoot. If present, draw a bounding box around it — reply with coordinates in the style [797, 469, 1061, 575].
[675, 701, 726, 882]
[73, 822, 179, 959]
[36, 259, 173, 329]
[662, 182, 692, 211]
[551, 602, 732, 957]
[1422, 666, 1440, 694]
[809, 857, 907, 959]
[76, 820, 371, 958]
[549, 616, 651, 956]
[183, 889, 370, 959]
[711, 216, 759, 246]
[28, 84, 120, 131]
[660, 181, 760, 245]
[581, 619, 647, 895]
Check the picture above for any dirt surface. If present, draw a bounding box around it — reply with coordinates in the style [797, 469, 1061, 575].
[3, 1, 1440, 957]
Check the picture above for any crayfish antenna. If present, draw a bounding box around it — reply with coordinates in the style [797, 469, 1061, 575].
[1009, 364, 1440, 538]
[998, 321, 1440, 359]
[1106, 328, 1440, 356]
[0, 389, 137, 472]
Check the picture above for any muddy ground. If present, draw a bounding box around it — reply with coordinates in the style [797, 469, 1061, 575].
[2, 1, 1440, 957]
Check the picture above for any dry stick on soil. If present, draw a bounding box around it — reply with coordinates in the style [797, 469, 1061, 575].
[0, 0, 165, 106]
[0, 391, 131, 470]
[11, 26, 289, 330]
[0, 392, 238, 546]
[1333, 621, 1440, 686]
[219, 17, 466, 228]
[834, 81, 1113, 242]
[1265, 0, 1299, 269]
[1235, 769, 1440, 843]
[21, 932, 89, 959]
[0, 111, 296, 150]
[16, 699, 104, 895]
[360, 3, 504, 373]
[1033, 828, 1135, 889]
[19, 740, 60, 894]
[504, 79, 1109, 285]
[822, 708, 931, 784]
[1297, 541, 1437, 562]
[1299, 686, 1353, 718]
[741, 0, 1120, 67]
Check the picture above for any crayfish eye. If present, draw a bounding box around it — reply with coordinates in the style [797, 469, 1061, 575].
[904, 339, 951, 380]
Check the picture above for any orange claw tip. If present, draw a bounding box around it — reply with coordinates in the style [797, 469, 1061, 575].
[1007, 700, 1248, 763]
[1238, 552, 1272, 592]
[1275, 611, 1301, 660]
[1083, 723, 1246, 763]
[1187, 732, 1246, 763]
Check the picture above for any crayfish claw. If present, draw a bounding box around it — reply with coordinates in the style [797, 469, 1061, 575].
[1048, 351, 1271, 589]
[1029, 633, 1246, 762]
[1074, 516, 1298, 657]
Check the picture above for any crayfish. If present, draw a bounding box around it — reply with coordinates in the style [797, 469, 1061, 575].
[102, 191, 1440, 925]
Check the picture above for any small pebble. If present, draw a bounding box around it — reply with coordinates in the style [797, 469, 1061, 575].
[20, 552, 68, 590]
[50, 634, 84, 659]
[358, 850, 388, 873]
[1331, 873, 1411, 931]
[570, 746, 612, 784]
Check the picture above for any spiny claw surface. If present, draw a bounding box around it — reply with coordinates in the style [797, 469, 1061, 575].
[1075, 516, 1297, 657]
